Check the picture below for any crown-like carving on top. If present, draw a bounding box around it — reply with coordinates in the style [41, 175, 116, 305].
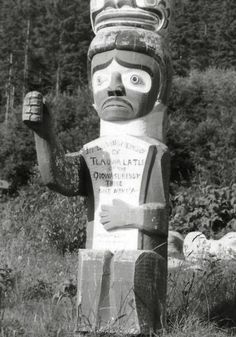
[90, 0, 172, 34]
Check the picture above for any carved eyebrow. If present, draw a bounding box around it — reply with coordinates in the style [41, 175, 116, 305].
[115, 57, 154, 77]
[92, 58, 113, 74]
[92, 56, 154, 77]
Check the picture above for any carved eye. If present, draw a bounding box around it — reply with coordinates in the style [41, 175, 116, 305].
[136, 0, 157, 8]
[145, 0, 157, 5]
[123, 70, 151, 92]
[130, 75, 143, 85]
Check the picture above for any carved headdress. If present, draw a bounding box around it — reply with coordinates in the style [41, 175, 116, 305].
[90, 0, 172, 34]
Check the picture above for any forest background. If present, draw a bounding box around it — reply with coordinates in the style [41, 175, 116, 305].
[0, 0, 236, 246]
[0, 0, 236, 336]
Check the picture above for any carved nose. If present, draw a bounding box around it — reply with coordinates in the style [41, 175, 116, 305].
[107, 71, 125, 97]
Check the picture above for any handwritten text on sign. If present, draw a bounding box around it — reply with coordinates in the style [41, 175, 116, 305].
[83, 135, 152, 251]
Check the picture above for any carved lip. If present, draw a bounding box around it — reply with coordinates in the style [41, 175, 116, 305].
[94, 8, 163, 33]
[102, 97, 133, 111]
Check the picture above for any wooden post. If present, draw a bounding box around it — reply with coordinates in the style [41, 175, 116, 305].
[76, 1, 173, 335]
[22, 2, 174, 335]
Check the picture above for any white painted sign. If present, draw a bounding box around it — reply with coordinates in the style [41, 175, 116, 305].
[82, 135, 154, 252]
[0, 180, 10, 189]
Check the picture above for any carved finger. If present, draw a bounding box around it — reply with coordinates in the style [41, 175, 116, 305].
[100, 215, 111, 222]
[104, 222, 113, 231]
[24, 93, 42, 103]
[24, 91, 43, 107]
[99, 211, 109, 217]
[101, 205, 110, 212]
[104, 222, 119, 231]
[100, 217, 111, 225]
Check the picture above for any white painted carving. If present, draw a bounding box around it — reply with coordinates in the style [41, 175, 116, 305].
[184, 231, 236, 261]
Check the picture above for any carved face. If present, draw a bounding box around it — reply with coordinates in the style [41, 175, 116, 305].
[90, 0, 171, 33]
[91, 50, 160, 121]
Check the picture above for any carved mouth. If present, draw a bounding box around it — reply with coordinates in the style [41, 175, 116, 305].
[94, 8, 164, 33]
[102, 98, 133, 111]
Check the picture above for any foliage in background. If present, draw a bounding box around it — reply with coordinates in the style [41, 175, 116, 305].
[167, 68, 236, 234]
[171, 0, 236, 76]
[0, 171, 87, 255]
[0, 0, 236, 118]
[51, 88, 99, 152]
[0, 112, 36, 190]
[168, 68, 236, 187]
[170, 183, 236, 237]
[0, 87, 98, 189]
[0, 0, 92, 110]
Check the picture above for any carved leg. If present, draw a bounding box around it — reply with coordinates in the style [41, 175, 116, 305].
[76, 249, 113, 333]
[109, 251, 167, 335]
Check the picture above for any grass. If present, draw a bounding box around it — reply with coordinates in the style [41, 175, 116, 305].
[0, 194, 236, 337]
[166, 259, 236, 336]
[0, 249, 235, 337]
[0, 249, 77, 337]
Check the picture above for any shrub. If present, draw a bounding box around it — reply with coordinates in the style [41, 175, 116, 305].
[0, 111, 36, 190]
[168, 67, 236, 186]
[23, 279, 53, 301]
[0, 170, 87, 255]
[170, 183, 236, 237]
[40, 193, 87, 255]
[49, 88, 99, 152]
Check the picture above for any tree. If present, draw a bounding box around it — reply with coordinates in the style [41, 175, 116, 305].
[57, 0, 92, 93]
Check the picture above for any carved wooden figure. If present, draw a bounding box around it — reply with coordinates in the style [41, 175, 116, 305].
[23, 1, 173, 335]
[184, 232, 236, 261]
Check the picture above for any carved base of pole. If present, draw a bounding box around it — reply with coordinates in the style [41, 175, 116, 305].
[75, 249, 167, 336]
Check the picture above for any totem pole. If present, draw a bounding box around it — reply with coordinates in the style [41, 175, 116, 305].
[23, 0, 173, 335]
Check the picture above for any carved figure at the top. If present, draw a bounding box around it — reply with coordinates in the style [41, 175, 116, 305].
[90, 0, 172, 34]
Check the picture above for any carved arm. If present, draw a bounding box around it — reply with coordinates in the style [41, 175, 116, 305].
[23, 91, 87, 197]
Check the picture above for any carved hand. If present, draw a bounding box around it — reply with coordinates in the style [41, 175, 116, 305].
[100, 199, 167, 235]
[100, 199, 132, 231]
[22, 91, 52, 139]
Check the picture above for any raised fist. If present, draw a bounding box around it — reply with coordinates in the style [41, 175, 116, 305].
[23, 91, 44, 122]
[22, 91, 51, 137]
